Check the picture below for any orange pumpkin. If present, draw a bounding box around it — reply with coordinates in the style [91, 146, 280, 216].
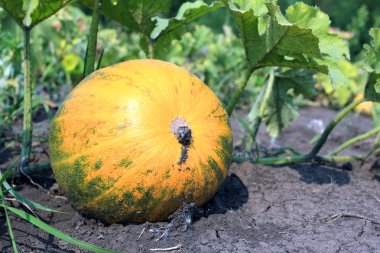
[49, 59, 232, 223]
[354, 93, 373, 116]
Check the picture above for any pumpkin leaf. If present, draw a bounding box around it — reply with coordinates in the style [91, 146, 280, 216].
[364, 28, 380, 102]
[249, 69, 316, 137]
[0, 0, 74, 29]
[80, 0, 170, 55]
[151, 1, 223, 59]
[223, 0, 349, 85]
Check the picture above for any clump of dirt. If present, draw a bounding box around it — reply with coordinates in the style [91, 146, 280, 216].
[1, 107, 380, 253]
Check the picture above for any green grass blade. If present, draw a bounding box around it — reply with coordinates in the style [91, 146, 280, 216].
[3, 205, 19, 252]
[1, 189, 19, 253]
[2, 181, 69, 214]
[1, 204, 121, 253]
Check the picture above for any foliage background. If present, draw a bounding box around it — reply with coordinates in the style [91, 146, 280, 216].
[0, 0, 379, 139]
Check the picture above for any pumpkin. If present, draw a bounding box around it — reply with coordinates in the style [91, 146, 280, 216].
[354, 93, 373, 116]
[49, 59, 232, 223]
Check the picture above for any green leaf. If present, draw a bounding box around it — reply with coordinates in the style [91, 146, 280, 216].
[80, 0, 170, 56]
[0, 0, 74, 29]
[23, 0, 38, 27]
[4, 206, 19, 252]
[151, 1, 223, 58]
[0, 187, 19, 252]
[1, 204, 121, 253]
[363, 28, 380, 74]
[250, 69, 316, 137]
[365, 73, 380, 102]
[224, 1, 349, 85]
[364, 28, 380, 102]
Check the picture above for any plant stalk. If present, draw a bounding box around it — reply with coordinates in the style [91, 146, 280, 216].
[307, 98, 365, 158]
[233, 155, 308, 165]
[20, 28, 32, 170]
[147, 37, 155, 59]
[226, 68, 254, 116]
[251, 116, 262, 140]
[232, 154, 363, 166]
[19, 162, 51, 176]
[233, 112, 256, 141]
[330, 126, 380, 156]
[83, 0, 102, 78]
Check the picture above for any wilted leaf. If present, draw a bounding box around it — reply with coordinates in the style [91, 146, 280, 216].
[0, 0, 74, 29]
[151, 1, 223, 58]
[364, 28, 380, 102]
[249, 69, 316, 137]
[223, 0, 349, 85]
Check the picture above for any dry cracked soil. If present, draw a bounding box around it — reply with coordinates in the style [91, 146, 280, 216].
[1, 107, 380, 253]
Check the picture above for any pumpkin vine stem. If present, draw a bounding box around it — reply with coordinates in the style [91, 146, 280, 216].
[329, 125, 380, 156]
[307, 97, 366, 158]
[234, 96, 369, 167]
[232, 154, 363, 166]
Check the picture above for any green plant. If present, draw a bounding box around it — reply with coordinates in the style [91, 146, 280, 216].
[1, 0, 380, 250]
[314, 60, 368, 108]
[0, 0, 75, 170]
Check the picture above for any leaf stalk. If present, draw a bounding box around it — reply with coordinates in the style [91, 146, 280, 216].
[20, 27, 32, 170]
[83, 0, 102, 78]
[226, 67, 254, 116]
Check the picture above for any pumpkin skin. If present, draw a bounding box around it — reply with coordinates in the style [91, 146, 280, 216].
[354, 93, 373, 116]
[49, 59, 232, 224]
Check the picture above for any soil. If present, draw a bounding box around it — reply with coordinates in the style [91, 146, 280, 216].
[1, 107, 380, 253]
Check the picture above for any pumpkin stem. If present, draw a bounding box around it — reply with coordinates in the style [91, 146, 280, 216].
[170, 117, 192, 165]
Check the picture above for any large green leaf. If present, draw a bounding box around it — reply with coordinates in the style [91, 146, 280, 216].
[223, 0, 349, 85]
[80, 0, 170, 56]
[0, 0, 74, 29]
[80, 0, 170, 53]
[81, 0, 170, 34]
[151, 1, 223, 59]
[364, 28, 380, 102]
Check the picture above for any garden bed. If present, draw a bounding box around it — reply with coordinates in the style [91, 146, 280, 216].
[1, 106, 380, 253]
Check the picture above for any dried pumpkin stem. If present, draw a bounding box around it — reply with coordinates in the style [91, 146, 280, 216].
[170, 117, 192, 165]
